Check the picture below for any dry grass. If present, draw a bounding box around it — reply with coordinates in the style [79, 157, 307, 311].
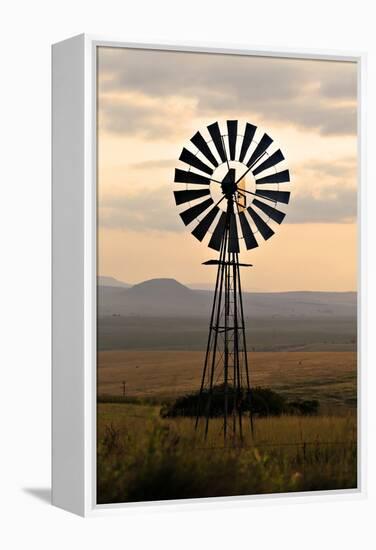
[97, 350, 357, 504]
[97, 402, 357, 504]
[98, 350, 356, 408]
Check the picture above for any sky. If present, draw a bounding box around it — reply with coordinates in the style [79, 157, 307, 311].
[97, 47, 357, 292]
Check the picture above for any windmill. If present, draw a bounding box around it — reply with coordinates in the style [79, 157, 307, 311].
[173, 120, 291, 443]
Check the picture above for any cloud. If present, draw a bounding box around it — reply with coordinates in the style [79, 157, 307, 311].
[296, 157, 357, 179]
[98, 47, 357, 139]
[99, 186, 182, 232]
[99, 176, 357, 235]
[286, 185, 356, 224]
[130, 159, 175, 170]
[98, 90, 198, 140]
[99, 96, 194, 140]
[319, 69, 358, 99]
[286, 157, 357, 224]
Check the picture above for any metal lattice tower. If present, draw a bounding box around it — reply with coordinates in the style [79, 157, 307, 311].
[195, 194, 253, 442]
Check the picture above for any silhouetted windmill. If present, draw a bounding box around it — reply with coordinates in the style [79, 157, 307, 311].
[173, 120, 291, 443]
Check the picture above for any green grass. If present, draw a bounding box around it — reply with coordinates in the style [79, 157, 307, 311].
[97, 403, 357, 504]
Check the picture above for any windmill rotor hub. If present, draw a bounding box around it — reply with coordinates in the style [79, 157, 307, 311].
[220, 180, 237, 196]
[220, 168, 237, 198]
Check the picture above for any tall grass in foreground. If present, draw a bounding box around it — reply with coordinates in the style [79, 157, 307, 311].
[97, 403, 357, 504]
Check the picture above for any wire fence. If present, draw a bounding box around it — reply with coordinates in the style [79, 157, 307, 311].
[194, 440, 356, 450]
[99, 413, 357, 457]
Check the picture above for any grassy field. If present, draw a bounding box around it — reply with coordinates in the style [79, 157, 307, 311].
[98, 350, 357, 410]
[97, 402, 357, 504]
[97, 349, 357, 503]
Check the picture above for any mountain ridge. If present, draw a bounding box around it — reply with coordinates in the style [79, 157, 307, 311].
[99, 275, 355, 294]
[98, 277, 356, 319]
[98, 275, 131, 288]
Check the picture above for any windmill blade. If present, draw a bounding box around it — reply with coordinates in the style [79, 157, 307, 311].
[208, 211, 226, 251]
[255, 189, 290, 204]
[173, 189, 211, 206]
[227, 120, 238, 160]
[247, 206, 275, 240]
[191, 131, 219, 168]
[179, 147, 214, 175]
[253, 198, 286, 224]
[239, 211, 258, 250]
[247, 133, 273, 168]
[229, 213, 240, 253]
[192, 205, 219, 241]
[252, 149, 285, 176]
[207, 122, 227, 163]
[239, 123, 256, 163]
[174, 168, 211, 185]
[180, 198, 214, 226]
[256, 169, 290, 185]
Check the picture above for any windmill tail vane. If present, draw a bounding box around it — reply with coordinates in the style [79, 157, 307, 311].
[173, 120, 291, 443]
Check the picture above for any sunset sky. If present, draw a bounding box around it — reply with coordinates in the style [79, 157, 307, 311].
[97, 47, 357, 292]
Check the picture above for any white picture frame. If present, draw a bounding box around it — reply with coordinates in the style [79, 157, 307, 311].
[52, 34, 366, 517]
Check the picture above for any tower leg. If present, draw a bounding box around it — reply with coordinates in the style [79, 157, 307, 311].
[203, 228, 228, 439]
[236, 253, 254, 439]
[195, 232, 226, 430]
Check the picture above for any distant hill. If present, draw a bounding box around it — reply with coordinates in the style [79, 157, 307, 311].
[98, 276, 131, 288]
[130, 278, 192, 297]
[98, 277, 356, 319]
[98, 278, 205, 317]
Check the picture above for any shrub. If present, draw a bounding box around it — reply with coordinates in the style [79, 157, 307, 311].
[161, 385, 287, 418]
[161, 385, 320, 418]
[287, 400, 320, 416]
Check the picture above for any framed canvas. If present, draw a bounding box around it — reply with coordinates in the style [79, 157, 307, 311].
[52, 34, 366, 516]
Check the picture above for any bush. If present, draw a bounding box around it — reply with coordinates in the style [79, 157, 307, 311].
[287, 400, 320, 416]
[251, 387, 287, 416]
[162, 385, 281, 418]
[161, 385, 319, 418]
